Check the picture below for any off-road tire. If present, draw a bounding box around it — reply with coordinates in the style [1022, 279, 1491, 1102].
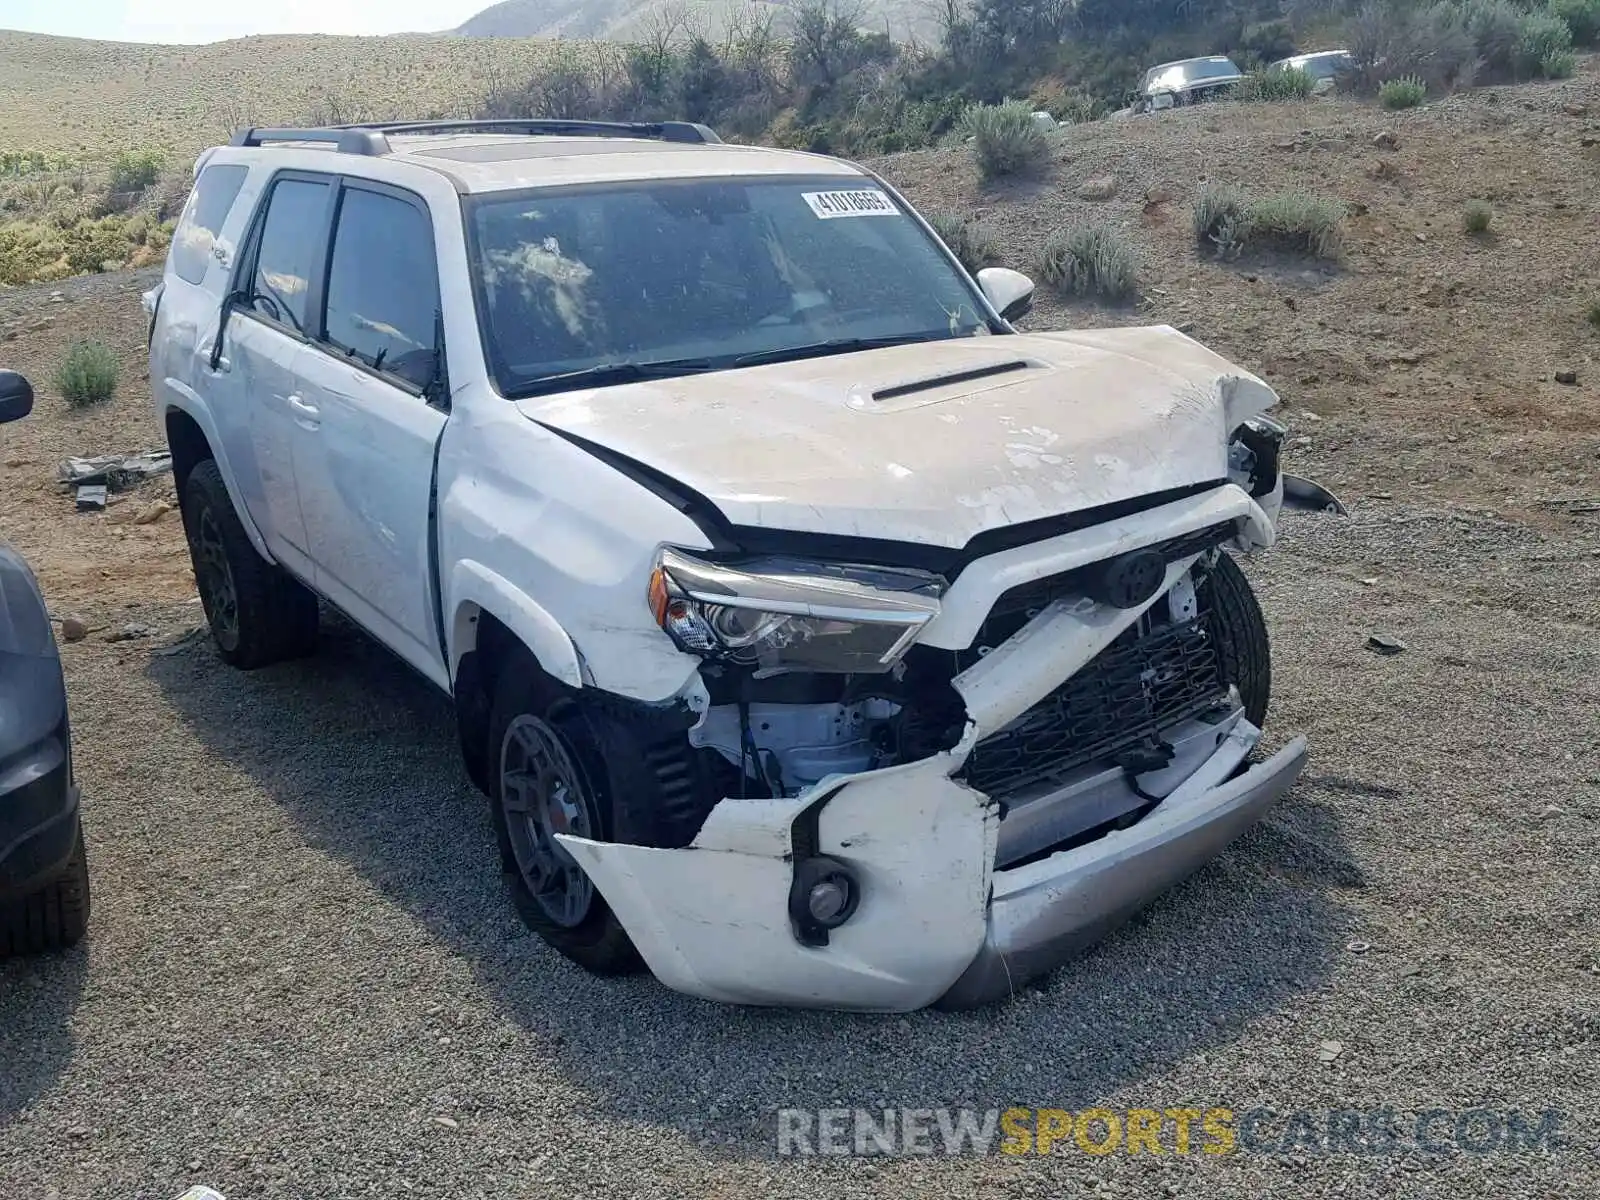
[487, 665, 642, 976]
[0, 821, 90, 956]
[1203, 551, 1271, 727]
[182, 458, 318, 669]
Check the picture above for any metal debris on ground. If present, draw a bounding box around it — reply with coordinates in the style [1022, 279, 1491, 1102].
[105, 622, 156, 643]
[1316, 1040, 1344, 1063]
[1536, 496, 1600, 514]
[1367, 633, 1407, 656]
[75, 484, 108, 511]
[58, 450, 173, 492]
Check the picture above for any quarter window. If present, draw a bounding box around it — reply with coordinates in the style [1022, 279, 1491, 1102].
[247, 178, 330, 335]
[323, 187, 441, 390]
[170, 164, 247, 285]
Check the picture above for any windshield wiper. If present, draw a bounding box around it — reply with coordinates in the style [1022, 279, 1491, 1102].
[506, 358, 716, 399]
[732, 333, 942, 370]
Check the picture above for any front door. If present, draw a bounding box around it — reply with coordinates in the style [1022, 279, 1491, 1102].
[291, 180, 449, 685]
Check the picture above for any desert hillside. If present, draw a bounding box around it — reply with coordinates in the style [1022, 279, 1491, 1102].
[457, 0, 938, 41]
[0, 30, 558, 157]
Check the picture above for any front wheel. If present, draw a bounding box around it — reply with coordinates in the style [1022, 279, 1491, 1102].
[1202, 551, 1271, 728]
[0, 820, 89, 957]
[487, 669, 641, 976]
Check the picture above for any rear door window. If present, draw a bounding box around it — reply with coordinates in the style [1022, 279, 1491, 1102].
[170, 163, 247, 285]
[245, 177, 332, 336]
[321, 185, 441, 391]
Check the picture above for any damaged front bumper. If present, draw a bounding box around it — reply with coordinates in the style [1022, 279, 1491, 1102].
[562, 716, 1305, 1012]
[559, 490, 1309, 1011]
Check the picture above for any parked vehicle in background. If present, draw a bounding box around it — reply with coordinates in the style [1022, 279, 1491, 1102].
[1130, 56, 1245, 113]
[149, 118, 1316, 1013]
[0, 370, 91, 957]
[1269, 50, 1356, 94]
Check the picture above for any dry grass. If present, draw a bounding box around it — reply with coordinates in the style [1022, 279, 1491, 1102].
[0, 31, 564, 160]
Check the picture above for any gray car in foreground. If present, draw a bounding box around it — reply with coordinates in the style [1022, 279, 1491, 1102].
[0, 370, 90, 956]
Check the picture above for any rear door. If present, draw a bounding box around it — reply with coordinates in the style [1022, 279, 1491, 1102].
[291, 179, 449, 685]
[224, 173, 337, 578]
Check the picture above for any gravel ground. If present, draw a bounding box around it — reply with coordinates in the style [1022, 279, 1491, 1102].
[1, 503, 1595, 1199]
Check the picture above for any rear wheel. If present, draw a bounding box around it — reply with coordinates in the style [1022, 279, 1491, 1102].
[1202, 551, 1271, 727]
[487, 666, 641, 975]
[182, 459, 318, 669]
[0, 821, 89, 957]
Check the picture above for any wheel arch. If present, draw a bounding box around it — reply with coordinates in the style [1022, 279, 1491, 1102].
[162, 398, 274, 562]
[448, 563, 584, 795]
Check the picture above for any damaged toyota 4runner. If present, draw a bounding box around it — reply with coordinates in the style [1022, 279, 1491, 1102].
[149, 120, 1310, 1012]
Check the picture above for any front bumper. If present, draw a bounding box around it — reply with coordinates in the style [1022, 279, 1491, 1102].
[938, 732, 1307, 1009]
[561, 719, 1307, 1012]
[0, 733, 80, 900]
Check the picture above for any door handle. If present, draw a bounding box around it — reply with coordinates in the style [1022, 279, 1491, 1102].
[288, 394, 321, 427]
[201, 344, 231, 373]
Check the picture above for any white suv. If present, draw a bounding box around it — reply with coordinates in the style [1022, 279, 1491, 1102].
[148, 119, 1310, 1012]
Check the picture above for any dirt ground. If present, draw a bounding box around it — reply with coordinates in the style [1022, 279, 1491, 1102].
[1, 75, 1598, 1199]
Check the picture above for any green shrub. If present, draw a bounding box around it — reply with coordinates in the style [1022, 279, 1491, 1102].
[1515, 10, 1574, 76]
[1054, 92, 1101, 124]
[1036, 224, 1138, 302]
[1379, 75, 1427, 108]
[1246, 191, 1346, 259]
[1194, 181, 1249, 257]
[54, 340, 120, 407]
[108, 149, 163, 195]
[1587, 299, 1600, 327]
[1463, 0, 1524, 77]
[1463, 199, 1494, 233]
[963, 101, 1052, 181]
[1541, 48, 1578, 76]
[1347, 2, 1475, 92]
[1547, 0, 1600, 45]
[1237, 67, 1315, 101]
[927, 211, 1002, 274]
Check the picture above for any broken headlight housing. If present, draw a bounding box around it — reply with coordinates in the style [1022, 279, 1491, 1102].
[1229, 415, 1285, 499]
[648, 549, 944, 674]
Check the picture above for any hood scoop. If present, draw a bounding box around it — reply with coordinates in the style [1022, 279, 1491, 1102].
[850, 358, 1034, 412]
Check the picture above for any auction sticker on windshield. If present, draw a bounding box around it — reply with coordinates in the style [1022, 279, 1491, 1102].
[802, 190, 897, 218]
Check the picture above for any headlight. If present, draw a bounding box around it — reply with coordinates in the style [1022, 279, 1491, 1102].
[648, 549, 944, 674]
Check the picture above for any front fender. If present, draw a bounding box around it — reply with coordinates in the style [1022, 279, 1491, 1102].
[448, 560, 584, 688]
[161, 387, 274, 563]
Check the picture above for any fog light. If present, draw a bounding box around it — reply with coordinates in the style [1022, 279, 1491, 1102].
[789, 855, 860, 944]
[808, 877, 852, 924]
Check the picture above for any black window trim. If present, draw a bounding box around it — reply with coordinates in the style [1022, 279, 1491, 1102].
[312, 176, 447, 406]
[230, 169, 339, 344]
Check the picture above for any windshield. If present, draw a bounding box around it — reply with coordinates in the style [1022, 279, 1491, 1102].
[1142, 58, 1240, 92]
[466, 177, 997, 398]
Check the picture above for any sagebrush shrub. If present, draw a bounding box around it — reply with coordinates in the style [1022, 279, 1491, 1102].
[1193, 182, 1249, 257]
[1586, 299, 1600, 327]
[1246, 192, 1346, 259]
[1379, 76, 1427, 108]
[108, 149, 162, 195]
[1237, 67, 1315, 101]
[1463, 0, 1524, 76]
[964, 101, 1052, 181]
[1463, 199, 1494, 233]
[1515, 10, 1574, 76]
[54, 339, 119, 407]
[1548, 0, 1600, 45]
[1036, 224, 1138, 301]
[1541, 48, 1578, 77]
[927, 211, 1002, 274]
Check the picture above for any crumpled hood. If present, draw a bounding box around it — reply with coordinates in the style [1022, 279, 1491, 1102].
[517, 326, 1279, 549]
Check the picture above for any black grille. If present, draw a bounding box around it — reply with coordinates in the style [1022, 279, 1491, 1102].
[960, 604, 1230, 799]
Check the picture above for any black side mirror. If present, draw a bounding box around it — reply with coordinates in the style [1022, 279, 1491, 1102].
[0, 371, 33, 424]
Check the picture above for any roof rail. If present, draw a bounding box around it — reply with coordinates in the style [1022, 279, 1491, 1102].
[353, 119, 722, 145]
[229, 127, 393, 155]
[229, 119, 722, 157]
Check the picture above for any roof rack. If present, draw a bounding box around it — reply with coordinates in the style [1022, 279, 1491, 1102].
[230, 119, 722, 157]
